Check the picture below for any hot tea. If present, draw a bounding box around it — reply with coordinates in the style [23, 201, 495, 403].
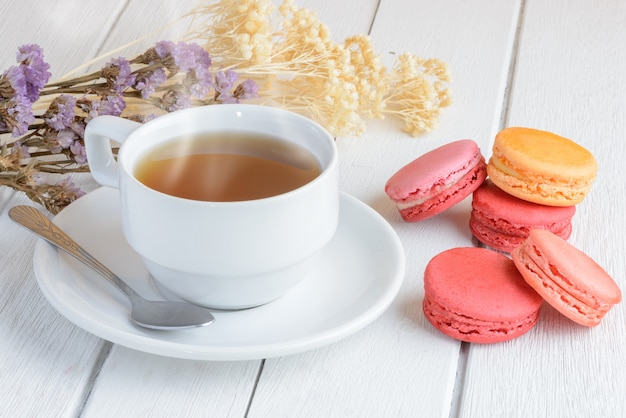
[134, 132, 322, 201]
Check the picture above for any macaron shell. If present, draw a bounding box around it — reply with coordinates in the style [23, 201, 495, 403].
[399, 160, 486, 222]
[385, 139, 487, 222]
[385, 140, 483, 200]
[487, 127, 597, 206]
[423, 247, 543, 343]
[511, 229, 622, 326]
[470, 217, 571, 253]
[470, 179, 575, 252]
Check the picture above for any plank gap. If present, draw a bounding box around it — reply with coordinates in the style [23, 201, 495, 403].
[93, 0, 132, 59]
[244, 359, 266, 417]
[366, 0, 383, 35]
[76, 342, 113, 417]
[498, 0, 527, 130]
[449, 342, 470, 418]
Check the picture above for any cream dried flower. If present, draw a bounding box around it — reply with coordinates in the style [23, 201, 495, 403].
[382, 54, 452, 135]
[183, 0, 451, 137]
[183, 0, 274, 66]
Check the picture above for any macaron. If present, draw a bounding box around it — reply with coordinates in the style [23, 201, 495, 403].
[470, 179, 576, 252]
[385, 139, 487, 222]
[487, 127, 597, 206]
[512, 229, 621, 327]
[423, 247, 543, 343]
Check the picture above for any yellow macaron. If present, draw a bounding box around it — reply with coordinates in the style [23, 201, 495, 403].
[487, 127, 597, 206]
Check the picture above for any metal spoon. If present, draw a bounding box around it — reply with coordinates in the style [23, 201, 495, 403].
[9, 205, 215, 330]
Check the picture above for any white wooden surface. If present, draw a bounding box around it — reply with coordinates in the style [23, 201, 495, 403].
[0, 1, 624, 417]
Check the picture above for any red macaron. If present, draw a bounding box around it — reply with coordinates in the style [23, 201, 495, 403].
[512, 229, 621, 327]
[470, 179, 576, 252]
[423, 247, 543, 343]
[385, 140, 487, 222]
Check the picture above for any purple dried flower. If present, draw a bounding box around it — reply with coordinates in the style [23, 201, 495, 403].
[16, 44, 51, 102]
[183, 43, 212, 97]
[57, 129, 76, 148]
[134, 68, 167, 99]
[57, 176, 85, 199]
[69, 141, 87, 165]
[214, 70, 238, 92]
[43, 129, 73, 153]
[1, 66, 27, 99]
[84, 95, 126, 122]
[154, 41, 175, 60]
[1, 94, 35, 136]
[212, 70, 241, 103]
[68, 120, 85, 138]
[217, 93, 238, 104]
[106, 57, 136, 93]
[188, 43, 211, 69]
[162, 90, 191, 112]
[12, 141, 30, 159]
[234, 79, 259, 101]
[156, 41, 211, 73]
[188, 78, 210, 97]
[0, 45, 50, 136]
[44, 94, 76, 130]
[172, 43, 197, 72]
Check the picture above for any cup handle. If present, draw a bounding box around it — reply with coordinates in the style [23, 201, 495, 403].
[84, 115, 141, 188]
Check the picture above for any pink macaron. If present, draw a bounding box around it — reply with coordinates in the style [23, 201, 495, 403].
[470, 179, 576, 252]
[512, 229, 621, 327]
[423, 247, 543, 343]
[385, 139, 487, 222]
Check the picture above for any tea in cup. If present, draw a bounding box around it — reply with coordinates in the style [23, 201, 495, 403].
[84, 104, 338, 309]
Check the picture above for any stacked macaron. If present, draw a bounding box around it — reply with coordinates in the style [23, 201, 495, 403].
[384, 127, 621, 343]
[487, 127, 597, 207]
[472, 127, 596, 252]
[470, 179, 576, 253]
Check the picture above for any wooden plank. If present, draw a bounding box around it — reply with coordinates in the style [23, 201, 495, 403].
[248, 1, 521, 417]
[81, 346, 260, 417]
[459, 1, 626, 416]
[0, 1, 127, 416]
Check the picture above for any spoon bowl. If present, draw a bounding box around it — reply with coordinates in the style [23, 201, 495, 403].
[9, 205, 215, 330]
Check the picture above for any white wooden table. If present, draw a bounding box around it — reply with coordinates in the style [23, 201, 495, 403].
[2, 1, 625, 417]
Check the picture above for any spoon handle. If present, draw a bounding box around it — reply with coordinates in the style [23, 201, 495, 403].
[9, 205, 140, 302]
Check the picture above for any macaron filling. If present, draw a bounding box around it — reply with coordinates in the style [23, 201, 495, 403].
[512, 241, 613, 325]
[394, 158, 485, 210]
[423, 247, 543, 343]
[423, 295, 540, 342]
[488, 155, 594, 195]
[486, 127, 598, 206]
[470, 209, 572, 239]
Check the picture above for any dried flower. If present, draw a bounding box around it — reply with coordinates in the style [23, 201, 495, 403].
[1, 38, 257, 213]
[43, 95, 76, 130]
[104, 58, 136, 93]
[183, 0, 451, 137]
[134, 68, 167, 99]
[382, 54, 451, 136]
[17, 44, 51, 103]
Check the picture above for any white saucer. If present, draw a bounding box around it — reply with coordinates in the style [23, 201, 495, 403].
[33, 187, 405, 361]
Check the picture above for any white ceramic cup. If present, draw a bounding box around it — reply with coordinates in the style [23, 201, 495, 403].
[84, 104, 339, 309]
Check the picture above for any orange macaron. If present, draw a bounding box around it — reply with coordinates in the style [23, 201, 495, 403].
[487, 127, 597, 206]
